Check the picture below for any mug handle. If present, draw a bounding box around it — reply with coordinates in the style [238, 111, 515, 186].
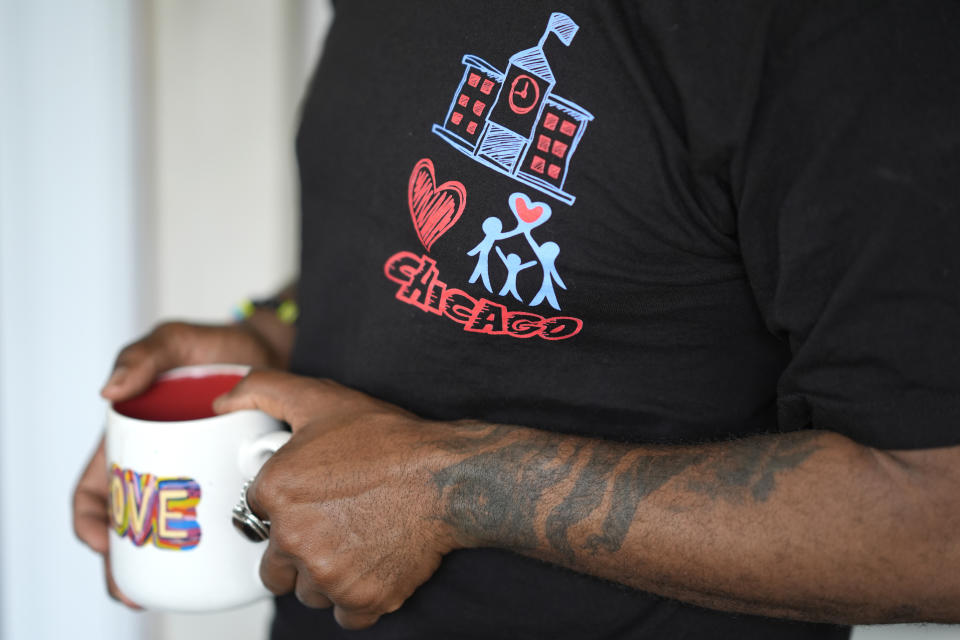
[237, 430, 292, 479]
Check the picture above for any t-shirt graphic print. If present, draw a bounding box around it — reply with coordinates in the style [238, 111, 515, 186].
[383, 12, 591, 341]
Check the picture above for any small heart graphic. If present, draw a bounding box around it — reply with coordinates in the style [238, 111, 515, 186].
[514, 197, 543, 223]
[509, 192, 552, 227]
[408, 158, 467, 252]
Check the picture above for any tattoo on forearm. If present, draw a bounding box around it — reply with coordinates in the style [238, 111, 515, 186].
[684, 432, 821, 503]
[431, 425, 822, 561]
[584, 452, 706, 555]
[431, 429, 581, 550]
[428, 423, 516, 454]
[545, 447, 621, 559]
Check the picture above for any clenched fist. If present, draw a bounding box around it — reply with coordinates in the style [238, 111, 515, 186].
[213, 371, 466, 630]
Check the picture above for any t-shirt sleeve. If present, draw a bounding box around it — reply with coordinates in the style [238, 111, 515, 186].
[736, 2, 960, 450]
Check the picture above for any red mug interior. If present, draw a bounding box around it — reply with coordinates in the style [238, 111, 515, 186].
[113, 373, 244, 422]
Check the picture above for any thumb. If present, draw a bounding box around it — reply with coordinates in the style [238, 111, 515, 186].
[101, 326, 189, 401]
[104, 554, 142, 610]
[101, 360, 158, 402]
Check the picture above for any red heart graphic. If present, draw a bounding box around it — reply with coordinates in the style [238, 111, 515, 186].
[408, 158, 467, 252]
[515, 197, 543, 223]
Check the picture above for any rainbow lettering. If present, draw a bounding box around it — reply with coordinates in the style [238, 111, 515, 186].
[109, 464, 201, 550]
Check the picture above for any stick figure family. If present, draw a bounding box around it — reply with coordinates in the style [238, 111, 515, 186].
[468, 193, 566, 311]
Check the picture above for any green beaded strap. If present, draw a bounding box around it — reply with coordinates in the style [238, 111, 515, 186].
[233, 297, 299, 325]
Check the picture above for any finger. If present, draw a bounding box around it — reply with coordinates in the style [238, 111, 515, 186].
[101, 349, 159, 401]
[73, 436, 110, 553]
[104, 555, 142, 610]
[244, 474, 289, 527]
[101, 331, 181, 401]
[333, 606, 381, 630]
[74, 435, 107, 494]
[244, 474, 271, 522]
[294, 571, 334, 609]
[259, 542, 299, 596]
[73, 489, 110, 554]
[212, 370, 317, 428]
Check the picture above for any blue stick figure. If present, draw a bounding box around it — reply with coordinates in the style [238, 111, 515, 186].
[467, 217, 505, 293]
[467, 194, 567, 308]
[495, 246, 537, 302]
[529, 241, 566, 311]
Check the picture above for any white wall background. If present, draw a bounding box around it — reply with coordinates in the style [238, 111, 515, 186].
[1, 1, 957, 639]
[0, 1, 145, 639]
[146, 0, 319, 322]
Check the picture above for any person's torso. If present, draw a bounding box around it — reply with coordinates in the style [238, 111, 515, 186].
[283, 2, 847, 638]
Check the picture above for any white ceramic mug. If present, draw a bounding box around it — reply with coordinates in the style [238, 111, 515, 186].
[106, 364, 290, 612]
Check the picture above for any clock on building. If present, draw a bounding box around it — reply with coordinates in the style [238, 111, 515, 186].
[508, 73, 541, 115]
[488, 65, 548, 136]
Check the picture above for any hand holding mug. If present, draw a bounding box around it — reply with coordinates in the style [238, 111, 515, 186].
[106, 365, 289, 611]
[72, 321, 285, 608]
[101, 321, 283, 404]
[212, 370, 463, 629]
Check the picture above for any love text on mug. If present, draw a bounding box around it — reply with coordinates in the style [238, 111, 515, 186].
[109, 464, 202, 550]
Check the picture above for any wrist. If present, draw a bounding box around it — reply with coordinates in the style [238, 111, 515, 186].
[237, 308, 295, 369]
[411, 419, 489, 552]
[231, 284, 298, 370]
[423, 420, 543, 552]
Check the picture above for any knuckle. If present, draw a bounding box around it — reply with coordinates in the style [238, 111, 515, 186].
[237, 369, 271, 396]
[115, 341, 147, 365]
[269, 524, 302, 554]
[251, 467, 285, 511]
[294, 582, 329, 609]
[257, 457, 303, 503]
[151, 322, 190, 351]
[155, 320, 202, 349]
[153, 320, 187, 338]
[340, 584, 383, 613]
[260, 571, 290, 596]
[304, 556, 337, 587]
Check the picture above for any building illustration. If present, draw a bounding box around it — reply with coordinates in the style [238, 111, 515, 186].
[432, 13, 594, 206]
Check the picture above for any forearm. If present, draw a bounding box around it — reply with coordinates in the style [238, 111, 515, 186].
[429, 423, 960, 624]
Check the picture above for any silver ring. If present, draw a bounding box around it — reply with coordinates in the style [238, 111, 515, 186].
[232, 480, 270, 542]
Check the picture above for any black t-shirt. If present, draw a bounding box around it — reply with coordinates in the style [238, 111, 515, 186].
[279, 1, 960, 638]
